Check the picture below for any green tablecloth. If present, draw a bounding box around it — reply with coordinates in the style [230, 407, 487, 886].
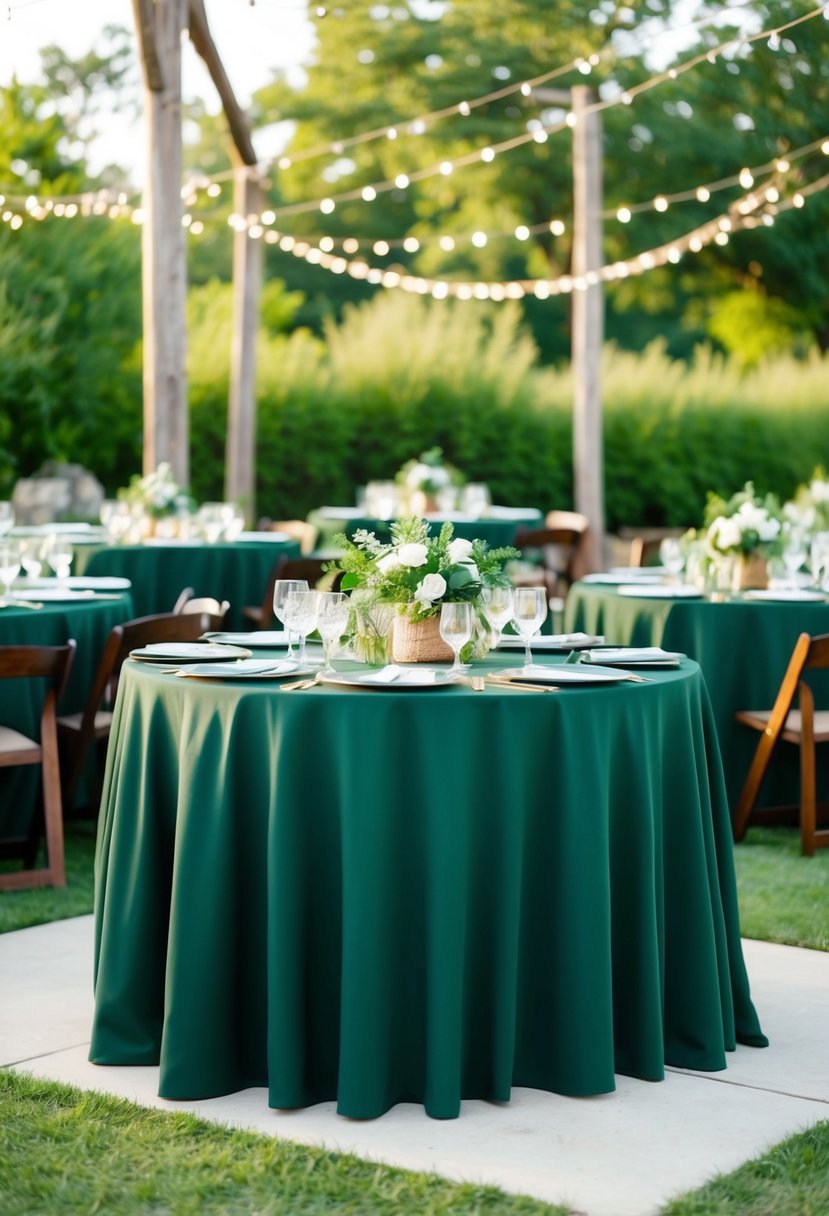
[77, 540, 300, 629]
[0, 594, 134, 837]
[90, 651, 765, 1119]
[309, 509, 542, 551]
[564, 582, 829, 809]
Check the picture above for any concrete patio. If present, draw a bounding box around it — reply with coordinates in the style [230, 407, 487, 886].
[2, 915, 827, 1216]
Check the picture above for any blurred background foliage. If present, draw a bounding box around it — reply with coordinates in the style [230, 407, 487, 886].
[0, 0, 827, 525]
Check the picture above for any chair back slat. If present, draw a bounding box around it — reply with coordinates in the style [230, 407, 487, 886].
[805, 634, 829, 671]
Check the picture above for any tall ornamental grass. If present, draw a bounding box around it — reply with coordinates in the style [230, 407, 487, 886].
[188, 291, 829, 529]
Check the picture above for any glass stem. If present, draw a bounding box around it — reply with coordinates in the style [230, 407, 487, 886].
[299, 635, 307, 666]
[524, 636, 532, 670]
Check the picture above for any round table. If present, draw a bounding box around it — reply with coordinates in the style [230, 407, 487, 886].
[90, 650, 766, 1119]
[75, 538, 300, 629]
[564, 582, 829, 809]
[0, 593, 134, 837]
[309, 507, 542, 551]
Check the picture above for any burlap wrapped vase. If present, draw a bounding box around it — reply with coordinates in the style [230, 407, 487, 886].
[732, 553, 769, 592]
[391, 612, 453, 663]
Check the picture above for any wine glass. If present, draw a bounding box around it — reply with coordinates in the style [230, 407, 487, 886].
[19, 537, 46, 580]
[0, 541, 21, 601]
[809, 533, 829, 590]
[782, 529, 807, 588]
[316, 591, 350, 676]
[45, 538, 73, 583]
[272, 578, 309, 656]
[511, 586, 547, 673]
[283, 589, 318, 667]
[0, 502, 14, 537]
[439, 601, 474, 674]
[659, 537, 684, 580]
[480, 585, 514, 649]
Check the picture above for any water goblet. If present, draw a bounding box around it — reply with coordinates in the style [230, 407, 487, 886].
[0, 541, 21, 602]
[316, 591, 350, 676]
[782, 529, 807, 588]
[511, 586, 547, 673]
[283, 589, 319, 668]
[273, 578, 309, 657]
[658, 536, 684, 581]
[45, 538, 73, 583]
[439, 601, 474, 675]
[0, 502, 14, 537]
[480, 584, 514, 649]
[19, 537, 45, 581]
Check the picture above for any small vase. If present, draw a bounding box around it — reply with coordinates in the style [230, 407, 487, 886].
[409, 490, 439, 516]
[732, 553, 769, 592]
[351, 594, 395, 666]
[391, 612, 453, 663]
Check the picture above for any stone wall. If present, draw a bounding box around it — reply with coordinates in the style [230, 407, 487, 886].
[12, 462, 105, 525]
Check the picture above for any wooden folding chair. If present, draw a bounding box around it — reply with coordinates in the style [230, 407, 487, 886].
[734, 631, 829, 856]
[512, 520, 590, 606]
[0, 641, 76, 890]
[57, 610, 225, 811]
[171, 586, 231, 623]
[243, 556, 342, 629]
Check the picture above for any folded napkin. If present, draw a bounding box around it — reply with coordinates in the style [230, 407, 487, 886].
[360, 665, 440, 685]
[585, 647, 683, 664]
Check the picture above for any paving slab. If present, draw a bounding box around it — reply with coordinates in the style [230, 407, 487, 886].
[2, 916, 828, 1216]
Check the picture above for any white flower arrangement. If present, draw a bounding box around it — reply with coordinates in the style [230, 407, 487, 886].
[704, 483, 784, 558]
[118, 462, 190, 517]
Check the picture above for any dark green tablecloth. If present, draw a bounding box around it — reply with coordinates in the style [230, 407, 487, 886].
[0, 594, 134, 836]
[90, 651, 765, 1119]
[77, 540, 300, 629]
[309, 510, 541, 551]
[564, 582, 829, 809]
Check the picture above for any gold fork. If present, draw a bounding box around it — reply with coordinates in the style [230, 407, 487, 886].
[282, 672, 325, 691]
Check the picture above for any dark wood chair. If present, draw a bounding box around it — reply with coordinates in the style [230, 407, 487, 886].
[734, 631, 829, 856]
[513, 515, 590, 605]
[243, 555, 342, 629]
[57, 610, 225, 811]
[0, 641, 76, 890]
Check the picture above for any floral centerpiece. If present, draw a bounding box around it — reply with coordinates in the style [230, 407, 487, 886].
[331, 517, 517, 663]
[116, 462, 194, 540]
[395, 447, 465, 514]
[704, 482, 783, 590]
[785, 469, 829, 533]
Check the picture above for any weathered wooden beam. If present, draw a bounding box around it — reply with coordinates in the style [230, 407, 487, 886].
[188, 0, 258, 167]
[136, 0, 189, 486]
[570, 84, 605, 571]
[131, 0, 164, 92]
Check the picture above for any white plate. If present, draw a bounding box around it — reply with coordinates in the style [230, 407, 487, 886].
[11, 588, 101, 602]
[498, 633, 605, 651]
[582, 572, 666, 585]
[323, 666, 461, 690]
[20, 576, 132, 592]
[497, 664, 635, 685]
[203, 630, 322, 648]
[130, 642, 252, 662]
[175, 659, 309, 679]
[741, 589, 827, 603]
[235, 531, 294, 542]
[582, 647, 683, 667]
[617, 584, 701, 599]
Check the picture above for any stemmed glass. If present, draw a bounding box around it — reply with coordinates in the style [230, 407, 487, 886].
[283, 589, 319, 668]
[273, 578, 309, 656]
[659, 537, 684, 581]
[439, 601, 474, 675]
[316, 591, 350, 676]
[19, 537, 46, 580]
[480, 585, 514, 649]
[0, 502, 14, 537]
[45, 538, 73, 583]
[511, 586, 547, 673]
[0, 541, 21, 602]
[782, 528, 807, 588]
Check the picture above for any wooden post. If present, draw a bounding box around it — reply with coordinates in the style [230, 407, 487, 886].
[570, 85, 605, 570]
[225, 167, 263, 515]
[133, 0, 189, 487]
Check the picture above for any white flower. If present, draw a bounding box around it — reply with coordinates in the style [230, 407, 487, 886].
[811, 479, 829, 504]
[756, 515, 781, 543]
[463, 562, 480, 581]
[414, 572, 447, 604]
[448, 538, 474, 563]
[709, 515, 743, 552]
[376, 551, 402, 574]
[405, 463, 433, 490]
[397, 542, 429, 567]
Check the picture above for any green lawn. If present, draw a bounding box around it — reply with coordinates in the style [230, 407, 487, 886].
[0, 822, 96, 935]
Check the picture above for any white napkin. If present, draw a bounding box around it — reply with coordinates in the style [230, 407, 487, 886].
[586, 647, 683, 663]
[361, 665, 439, 685]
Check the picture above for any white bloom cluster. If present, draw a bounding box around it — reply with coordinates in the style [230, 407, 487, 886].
[708, 501, 781, 554]
[405, 461, 451, 491]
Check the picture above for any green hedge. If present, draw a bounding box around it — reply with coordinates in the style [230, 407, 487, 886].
[187, 292, 828, 531]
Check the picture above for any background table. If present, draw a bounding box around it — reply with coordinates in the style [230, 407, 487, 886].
[309, 506, 542, 551]
[90, 652, 765, 1119]
[564, 582, 829, 809]
[76, 538, 299, 629]
[0, 593, 134, 838]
